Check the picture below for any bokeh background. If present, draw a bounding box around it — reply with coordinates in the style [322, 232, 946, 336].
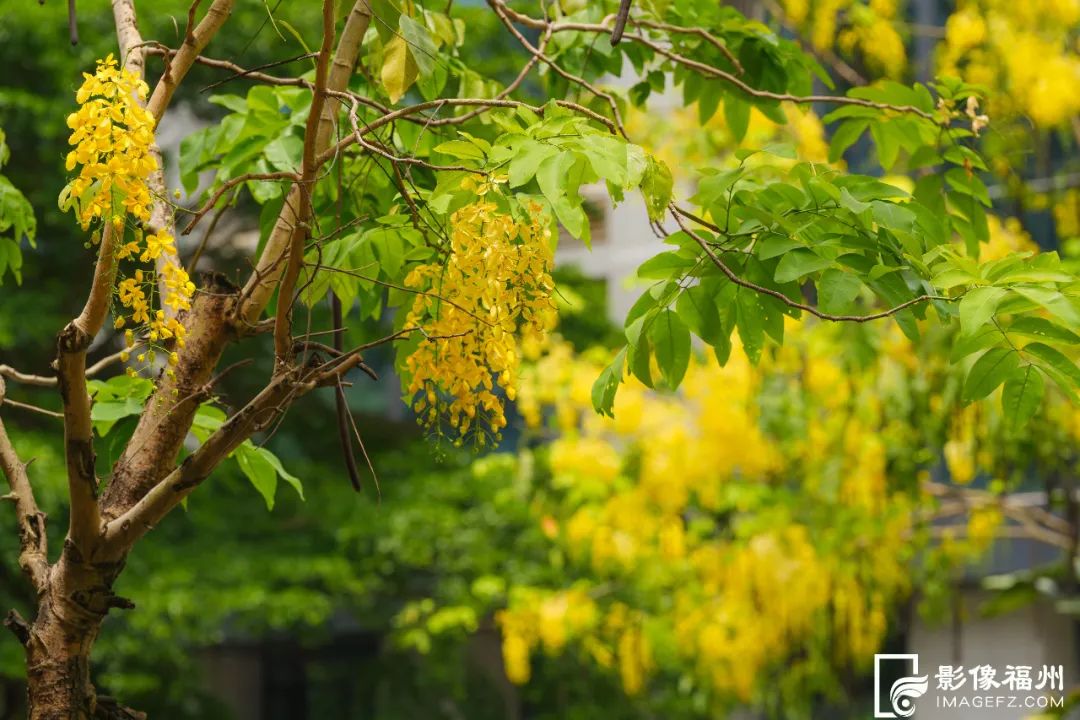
[1, 1, 1080, 718]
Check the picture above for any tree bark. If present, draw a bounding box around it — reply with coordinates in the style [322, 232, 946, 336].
[4, 5, 376, 717]
[21, 551, 140, 719]
[100, 273, 237, 519]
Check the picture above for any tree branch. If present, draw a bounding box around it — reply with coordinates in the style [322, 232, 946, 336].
[146, 0, 235, 122]
[671, 206, 952, 323]
[57, 221, 119, 551]
[103, 1, 373, 522]
[487, 0, 628, 137]
[181, 171, 300, 236]
[118, 0, 235, 321]
[102, 327, 400, 554]
[238, 0, 373, 326]
[0, 365, 54, 388]
[1, 350, 128, 389]
[1, 398, 63, 420]
[492, 0, 935, 120]
[102, 368, 306, 552]
[274, 0, 337, 364]
[0, 378, 49, 594]
[316, 95, 616, 167]
[111, 0, 144, 76]
[100, 274, 236, 519]
[3, 609, 31, 646]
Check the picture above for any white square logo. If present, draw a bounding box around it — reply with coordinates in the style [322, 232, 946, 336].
[875, 653, 929, 718]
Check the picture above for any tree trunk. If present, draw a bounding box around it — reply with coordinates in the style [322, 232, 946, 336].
[20, 550, 142, 720]
[25, 606, 96, 720]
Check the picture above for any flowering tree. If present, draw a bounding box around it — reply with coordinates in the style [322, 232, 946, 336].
[1, 1, 1079, 717]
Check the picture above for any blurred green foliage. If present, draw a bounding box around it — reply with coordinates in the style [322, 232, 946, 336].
[1, 0, 1079, 718]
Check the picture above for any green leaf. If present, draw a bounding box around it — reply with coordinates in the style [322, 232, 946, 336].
[591, 347, 627, 417]
[958, 286, 1006, 334]
[433, 140, 486, 161]
[1023, 342, 1080, 389]
[638, 251, 695, 280]
[1001, 365, 1045, 433]
[370, 0, 402, 42]
[774, 249, 832, 283]
[508, 139, 558, 188]
[932, 266, 980, 290]
[828, 120, 867, 163]
[950, 324, 1001, 362]
[870, 122, 899, 170]
[817, 269, 861, 314]
[234, 442, 278, 510]
[88, 376, 153, 435]
[580, 136, 632, 188]
[536, 152, 590, 242]
[641, 155, 673, 222]
[649, 309, 691, 389]
[724, 97, 750, 143]
[398, 15, 438, 78]
[692, 168, 742, 210]
[191, 404, 226, 442]
[1007, 317, 1080, 345]
[257, 447, 304, 501]
[870, 201, 915, 232]
[381, 35, 418, 103]
[756, 233, 801, 260]
[627, 318, 654, 389]
[735, 142, 796, 162]
[838, 188, 870, 215]
[1010, 286, 1080, 329]
[736, 290, 765, 365]
[90, 398, 145, 436]
[698, 84, 721, 124]
[963, 347, 1019, 401]
[676, 282, 722, 345]
[263, 134, 303, 172]
[945, 167, 991, 206]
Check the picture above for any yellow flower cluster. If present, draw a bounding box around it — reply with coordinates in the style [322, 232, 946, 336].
[1052, 188, 1080, 240]
[941, 0, 1080, 128]
[112, 222, 194, 375]
[64, 54, 156, 230]
[503, 322, 952, 702]
[497, 591, 653, 694]
[114, 227, 195, 343]
[944, 404, 980, 484]
[488, 300, 1080, 704]
[626, 100, 830, 180]
[64, 56, 195, 378]
[404, 192, 556, 443]
[780, 0, 907, 77]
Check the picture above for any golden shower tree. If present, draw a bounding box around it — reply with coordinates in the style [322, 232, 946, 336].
[1, 1, 1079, 716]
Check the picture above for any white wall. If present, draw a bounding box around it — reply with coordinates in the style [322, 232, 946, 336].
[909, 590, 1079, 720]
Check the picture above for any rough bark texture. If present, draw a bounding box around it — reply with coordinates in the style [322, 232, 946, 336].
[23, 550, 136, 720]
[100, 274, 237, 520]
[15, 276, 235, 718]
[5, 3, 375, 716]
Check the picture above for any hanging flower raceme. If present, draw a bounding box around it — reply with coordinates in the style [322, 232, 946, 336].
[63, 54, 156, 230]
[62, 55, 195, 381]
[403, 186, 557, 446]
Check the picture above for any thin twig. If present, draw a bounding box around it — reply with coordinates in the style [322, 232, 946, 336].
[2, 398, 63, 420]
[671, 206, 952, 322]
